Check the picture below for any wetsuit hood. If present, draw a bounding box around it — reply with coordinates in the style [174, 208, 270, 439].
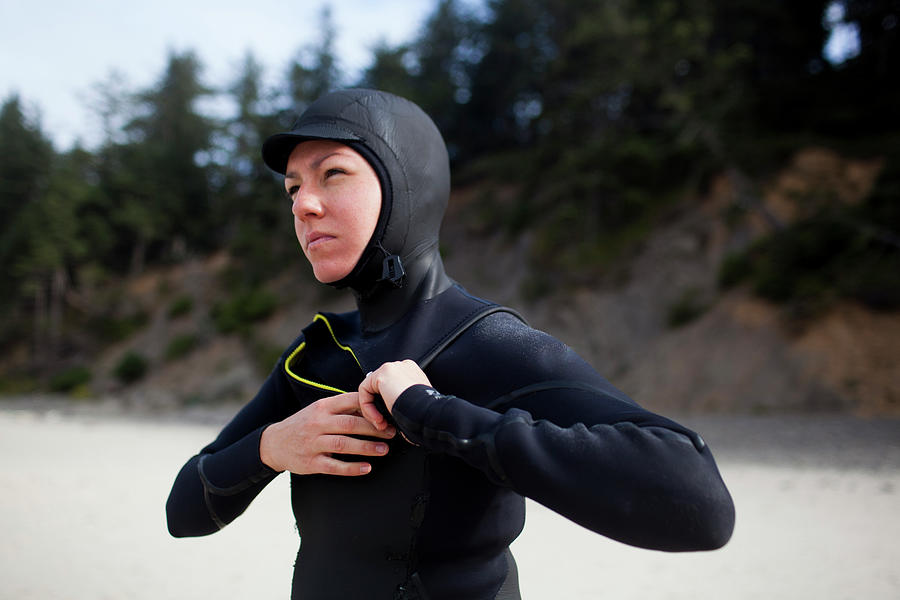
[262, 89, 452, 331]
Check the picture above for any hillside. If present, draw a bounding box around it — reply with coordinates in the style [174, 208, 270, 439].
[4, 147, 896, 416]
[444, 147, 897, 416]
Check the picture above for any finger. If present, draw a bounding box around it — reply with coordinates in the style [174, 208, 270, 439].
[318, 434, 391, 457]
[360, 402, 387, 430]
[329, 413, 396, 439]
[321, 392, 365, 414]
[314, 456, 374, 476]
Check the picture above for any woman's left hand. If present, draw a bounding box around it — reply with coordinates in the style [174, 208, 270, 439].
[358, 359, 431, 430]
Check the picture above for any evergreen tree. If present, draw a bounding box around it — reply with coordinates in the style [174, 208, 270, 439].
[358, 40, 417, 100]
[287, 6, 343, 109]
[461, 0, 553, 155]
[830, 0, 900, 134]
[16, 146, 92, 361]
[0, 95, 55, 306]
[124, 50, 215, 260]
[216, 51, 297, 283]
[408, 0, 478, 159]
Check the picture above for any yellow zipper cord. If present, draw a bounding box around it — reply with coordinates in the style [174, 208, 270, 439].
[313, 313, 361, 368]
[283, 314, 360, 394]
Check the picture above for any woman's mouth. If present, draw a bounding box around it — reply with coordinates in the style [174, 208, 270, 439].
[306, 232, 335, 250]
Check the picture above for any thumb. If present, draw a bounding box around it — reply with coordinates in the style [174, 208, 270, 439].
[359, 371, 387, 430]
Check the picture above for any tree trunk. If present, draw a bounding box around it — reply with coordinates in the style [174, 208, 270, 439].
[130, 235, 146, 278]
[32, 281, 46, 367]
[48, 267, 66, 361]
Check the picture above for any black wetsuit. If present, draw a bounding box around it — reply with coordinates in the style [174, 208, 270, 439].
[166, 89, 735, 600]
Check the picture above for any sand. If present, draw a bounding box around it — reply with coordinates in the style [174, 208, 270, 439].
[0, 405, 897, 599]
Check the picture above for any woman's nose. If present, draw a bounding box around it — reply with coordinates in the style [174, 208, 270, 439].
[292, 186, 324, 219]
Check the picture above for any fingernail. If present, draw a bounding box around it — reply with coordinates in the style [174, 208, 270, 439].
[375, 443, 388, 454]
[386, 426, 397, 436]
[360, 464, 371, 474]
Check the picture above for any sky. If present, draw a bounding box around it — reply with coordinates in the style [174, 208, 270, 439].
[0, 0, 441, 151]
[1, 0, 859, 153]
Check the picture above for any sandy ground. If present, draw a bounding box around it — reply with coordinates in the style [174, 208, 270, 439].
[0, 403, 897, 600]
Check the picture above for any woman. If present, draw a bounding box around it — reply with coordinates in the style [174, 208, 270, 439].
[166, 89, 735, 600]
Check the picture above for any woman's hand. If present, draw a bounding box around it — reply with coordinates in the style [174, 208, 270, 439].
[259, 392, 396, 476]
[358, 359, 431, 430]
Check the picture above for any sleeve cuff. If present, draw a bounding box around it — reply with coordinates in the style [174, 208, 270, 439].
[197, 425, 278, 494]
[393, 384, 503, 447]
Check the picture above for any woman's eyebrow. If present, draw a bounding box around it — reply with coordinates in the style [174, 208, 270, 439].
[312, 151, 344, 169]
[285, 151, 347, 181]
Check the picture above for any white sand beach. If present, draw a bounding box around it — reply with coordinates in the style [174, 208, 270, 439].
[0, 403, 897, 599]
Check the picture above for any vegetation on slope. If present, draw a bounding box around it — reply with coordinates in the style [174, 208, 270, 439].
[0, 0, 897, 398]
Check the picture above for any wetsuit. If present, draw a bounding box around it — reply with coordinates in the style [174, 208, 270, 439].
[166, 89, 735, 600]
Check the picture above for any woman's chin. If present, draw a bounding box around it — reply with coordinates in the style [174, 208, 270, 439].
[312, 265, 352, 285]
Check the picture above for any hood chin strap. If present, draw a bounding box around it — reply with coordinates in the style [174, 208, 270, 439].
[328, 240, 402, 296]
[376, 242, 406, 289]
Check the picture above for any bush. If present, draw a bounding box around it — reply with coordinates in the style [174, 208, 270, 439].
[752, 219, 854, 302]
[49, 366, 92, 393]
[718, 252, 752, 289]
[114, 351, 148, 384]
[250, 338, 286, 376]
[734, 201, 900, 313]
[93, 311, 150, 342]
[167, 295, 194, 318]
[0, 373, 39, 395]
[165, 334, 199, 361]
[666, 288, 709, 328]
[212, 287, 279, 334]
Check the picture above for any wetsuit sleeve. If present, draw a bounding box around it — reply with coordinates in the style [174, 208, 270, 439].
[391, 317, 735, 552]
[165, 359, 295, 537]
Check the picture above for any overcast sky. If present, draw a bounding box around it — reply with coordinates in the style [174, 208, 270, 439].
[2, 0, 858, 152]
[0, 0, 442, 150]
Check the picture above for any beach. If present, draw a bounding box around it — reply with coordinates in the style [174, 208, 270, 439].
[1, 403, 897, 599]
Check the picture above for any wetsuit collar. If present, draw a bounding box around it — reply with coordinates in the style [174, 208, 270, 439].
[355, 247, 452, 334]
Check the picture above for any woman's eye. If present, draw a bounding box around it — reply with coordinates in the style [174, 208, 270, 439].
[324, 168, 345, 178]
[287, 186, 299, 198]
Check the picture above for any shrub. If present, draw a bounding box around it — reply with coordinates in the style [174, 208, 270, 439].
[212, 287, 279, 334]
[666, 288, 709, 328]
[167, 295, 194, 318]
[0, 373, 39, 395]
[718, 251, 752, 289]
[737, 202, 900, 313]
[49, 366, 92, 393]
[250, 338, 286, 376]
[93, 311, 150, 342]
[114, 351, 148, 384]
[165, 334, 199, 361]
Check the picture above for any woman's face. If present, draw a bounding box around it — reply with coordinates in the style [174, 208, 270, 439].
[284, 140, 382, 283]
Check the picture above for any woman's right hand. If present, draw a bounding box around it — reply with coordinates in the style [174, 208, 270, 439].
[259, 392, 396, 476]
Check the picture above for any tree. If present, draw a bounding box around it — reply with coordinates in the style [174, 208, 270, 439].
[214, 51, 297, 283]
[287, 6, 343, 109]
[358, 40, 417, 101]
[408, 0, 478, 159]
[460, 0, 554, 156]
[15, 147, 92, 362]
[0, 95, 55, 311]
[124, 50, 215, 261]
[827, 0, 900, 134]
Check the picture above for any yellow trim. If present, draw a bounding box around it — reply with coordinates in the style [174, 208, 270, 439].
[313, 314, 361, 368]
[283, 314, 359, 394]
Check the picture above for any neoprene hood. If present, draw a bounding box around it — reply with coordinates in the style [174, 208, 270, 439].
[262, 89, 453, 330]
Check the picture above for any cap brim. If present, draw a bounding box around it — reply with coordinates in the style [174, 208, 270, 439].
[261, 122, 363, 174]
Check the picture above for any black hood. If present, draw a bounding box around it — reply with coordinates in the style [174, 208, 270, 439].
[262, 89, 453, 331]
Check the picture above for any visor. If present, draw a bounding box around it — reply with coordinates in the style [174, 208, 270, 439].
[261, 121, 363, 175]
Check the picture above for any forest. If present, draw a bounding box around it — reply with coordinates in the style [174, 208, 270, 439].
[0, 0, 898, 398]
